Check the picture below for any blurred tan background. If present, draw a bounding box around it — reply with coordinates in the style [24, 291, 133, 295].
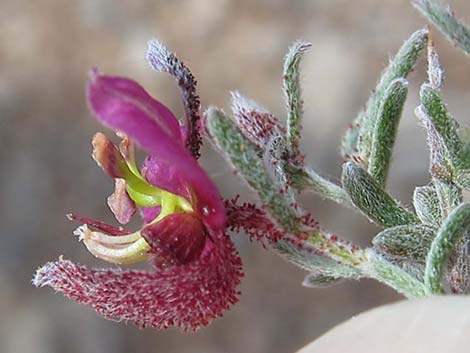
[1, 1, 469, 353]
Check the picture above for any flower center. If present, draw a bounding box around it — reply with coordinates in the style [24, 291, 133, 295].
[78, 133, 195, 265]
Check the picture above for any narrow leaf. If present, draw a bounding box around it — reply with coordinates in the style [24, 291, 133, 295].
[342, 162, 419, 227]
[368, 78, 408, 186]
[283, 41, 312, 163]
[415, 105, 453, 180]
[206, 107, 301, 232]
[146, 40, 202, 158]
[341, 113, 363, 164]
[424, 203, 470, 294]
[413, 0, 470, 55]
[351, 28, 428, 166]
[419, 83, 466, 167]
[230, 91, 285, 149]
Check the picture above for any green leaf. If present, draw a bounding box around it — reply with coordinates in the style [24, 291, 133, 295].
[368, 78, 408, 187]
[283, 41, 311, 162]
[366, 251, 427, 298]
[345, 28, 428, 167]
[419, 83, 466, 168]
[372, 224, 435, 263]
[341, 112, 362, 162]
[342, 162, 420, 227]
[206, 107, 367, 268]
[206, 107, 300, 232]
[433, 179, 463, 217]
[413, 184, 444, 227]
[415, 105, 453, 181]
[424, 203, 470, 294]
[455, 169, 470, 190]
[413, 0, 470, 56]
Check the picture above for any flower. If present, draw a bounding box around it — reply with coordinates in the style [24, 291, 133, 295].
[33, 62, 243, 331]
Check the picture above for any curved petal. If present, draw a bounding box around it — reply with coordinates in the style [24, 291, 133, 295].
[32, 233, 243, 331]
[89, 73, 183, 142]
[87, 73, 225, 231]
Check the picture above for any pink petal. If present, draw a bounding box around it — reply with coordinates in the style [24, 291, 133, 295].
[107, 179, 137, 224]
[87, 73, 225, 231]
[140, 206, 161, 224]
[141, 212, 206, 268]
[89, 73, 183, 143]
[33, 233, 243, 331]
[141, 155, 192, 201]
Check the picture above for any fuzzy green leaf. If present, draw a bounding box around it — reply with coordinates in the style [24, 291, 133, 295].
[368, 78, 408, 186]
[341, 113, 362, 162]
[345, 28, 428, 167]
[419, 83, 467, 168]
[283, 41, 311, 162]
[342, 162, 420, 227]
[366, 251, 427, 298]
[413, 0, 470, 56]
[413, 184, 444, 227]
[372, 224, 435, 263]
[206, 107, 301, 232]
[455, 169, 470, 190]
[415, 105, 453, 180]
[206, 107, 367, 268]
[424, 203, 470, 294]
[433, 179, 463, 217]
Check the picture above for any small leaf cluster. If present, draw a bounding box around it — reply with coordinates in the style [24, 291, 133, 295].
[206, 0, 470, 297]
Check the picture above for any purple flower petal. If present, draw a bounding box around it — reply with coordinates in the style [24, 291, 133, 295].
[141, 155, 191, 201]
[140, 206, 161, 224]
[87, 73, 225, 231]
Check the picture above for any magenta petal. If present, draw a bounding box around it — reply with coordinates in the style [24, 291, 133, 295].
[141, 212, 206, 268]
[141, 206, 161, 224]
[33, 234, 243, 331]
[87, 73, 225, 231]
[142, 155, 191, 200]
[89, 73, 183, 142]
